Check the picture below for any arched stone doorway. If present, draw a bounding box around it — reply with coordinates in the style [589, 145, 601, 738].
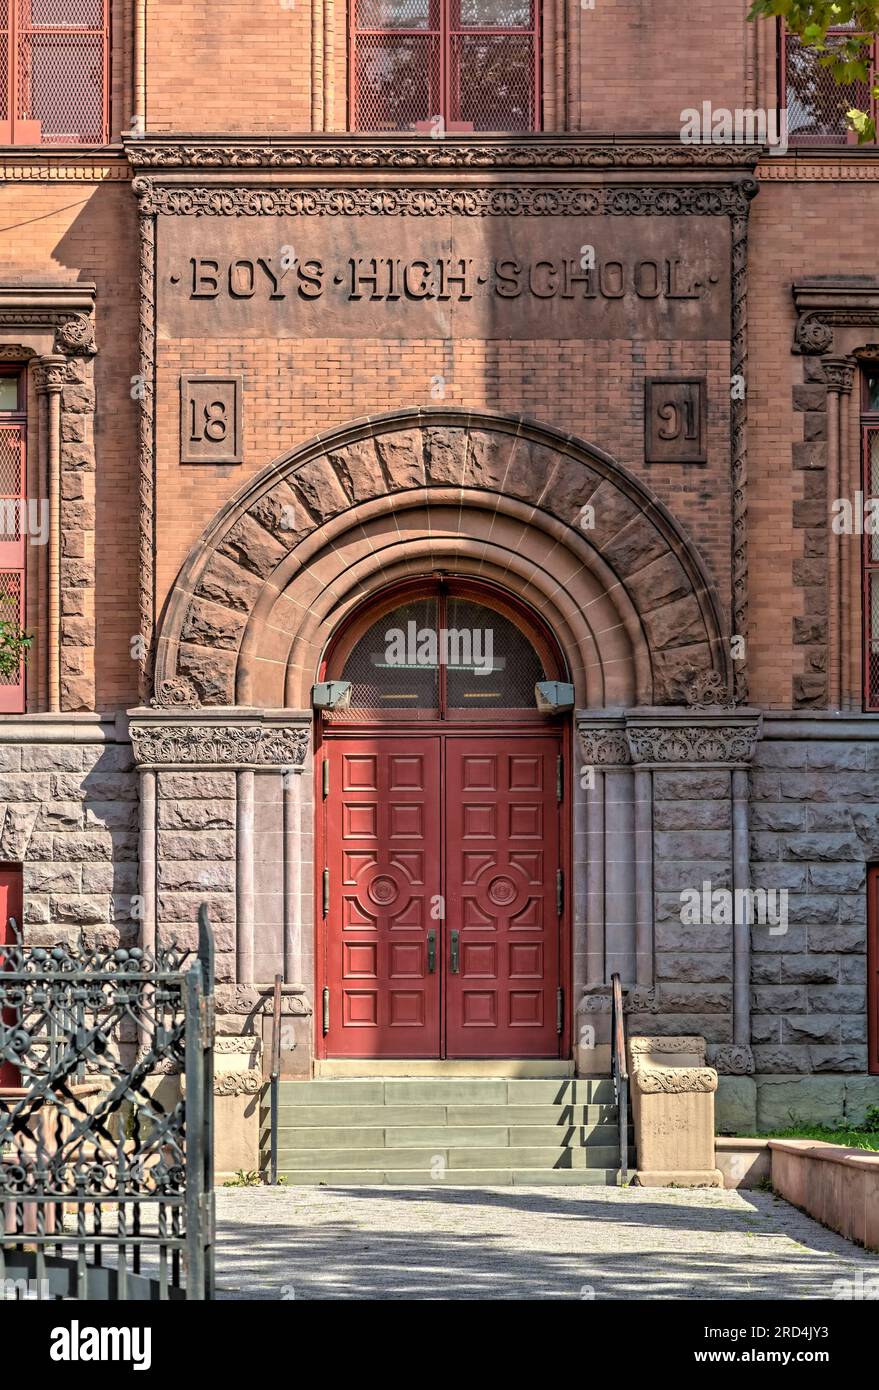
[132, 409, 758, 1076]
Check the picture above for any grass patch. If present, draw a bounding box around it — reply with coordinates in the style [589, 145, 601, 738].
[737, 1104, 879, 1152]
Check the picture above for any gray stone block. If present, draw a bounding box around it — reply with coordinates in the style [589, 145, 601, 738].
[754, 744, 808, 769]
[750, 804, 806, 832]
[840, 1016, 867, 1043]
[24, 863, 81, 893]
[755, 1075, 846, 1129]
[21, 746, 83, 772]
[157, 861, 236, 892]
[657, 984, 732, 1012]
[53, 832, 113, 863]
[752, 1047, 812, 1076]
[158, 800, 235, 830]
[157, 829, 236, 861]
[654, 921, 733, 951]
[843, 1077, 879, 1124]
[752, 985, 808, 1013]
[750, 832, 782, 861]
[784, 834, 861, 861]
[809, 1046, 866, 1073]
[751, 1015, 781, 1044]
[654, 862, 731, 891]
[84, 801, 139, 831]
[750, 953, 781, 984]
[806, 806, 853, 832]
[838, 895, 868, 925]
[51, 895, 111, 926]
[808, 863, 866, 891]
[806, 985, 865, 1014]
[841, 956, 867, 984]
[781, 1016, 840, 1045]
[715, 1076, 757, 1134]
[654, 830, 731, 859]
[653, 799, 732, 830]
[38, 802, 82, 829]
[655, 951, 733, 983]
[752, 863, 808, 890]
[653, 771, 728, 800]
[808, 925, 865, 953]
[779, 954, 839, 984]
[807, 743, 867, 771]
[750, 926, 807, 953]
[784, 894, 839, 925]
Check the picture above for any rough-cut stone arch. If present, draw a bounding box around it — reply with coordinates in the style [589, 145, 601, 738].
[154, 408, 730, 709]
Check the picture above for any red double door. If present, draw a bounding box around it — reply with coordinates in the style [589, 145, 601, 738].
[322, 735, 564, 1059]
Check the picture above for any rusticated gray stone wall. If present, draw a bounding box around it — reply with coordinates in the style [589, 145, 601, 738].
[0, 721, 138, 944]
[748, 737, 873, 1076]
[651, 769, 734, 1041]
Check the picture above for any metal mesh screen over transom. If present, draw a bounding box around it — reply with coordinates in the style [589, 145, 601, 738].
[1, 0, 108, 144]
[785, 30, 872, 145]
[337, 594, 547, 713]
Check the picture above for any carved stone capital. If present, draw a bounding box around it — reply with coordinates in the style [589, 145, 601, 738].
[822, 355, 857, 394]
[577, 725, 630, 767]
[628, 1035, 718, 1094]
[129, 719, 310, 769]
[34, 354, 66, 395]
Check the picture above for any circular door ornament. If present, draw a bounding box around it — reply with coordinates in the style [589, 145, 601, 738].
[487, 874, 518, 906]
[368, 874, 399, 906]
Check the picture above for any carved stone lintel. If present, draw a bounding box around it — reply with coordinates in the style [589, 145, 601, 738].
[707, 1043, 755, 1076]
[130, 721, 310, 768]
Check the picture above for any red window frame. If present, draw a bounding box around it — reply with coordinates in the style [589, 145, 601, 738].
[862, 372, 879, 710]
[0, 863, 22, 1088]
[868, 866, 879, 1073]
[349, 0, 541, 133]
[0, 0, 110, 146]
[0, 365, 26, 714]
[781, 19, 878, 146]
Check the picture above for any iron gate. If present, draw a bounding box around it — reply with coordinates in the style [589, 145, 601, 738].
[0, 906, 215, 1300]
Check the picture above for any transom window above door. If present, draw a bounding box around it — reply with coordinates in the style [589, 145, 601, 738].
[326, 579, 561, 718]
[350, 0, 541, 133]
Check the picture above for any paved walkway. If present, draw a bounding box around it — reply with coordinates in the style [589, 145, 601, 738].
[216, 1184, 879, 1300]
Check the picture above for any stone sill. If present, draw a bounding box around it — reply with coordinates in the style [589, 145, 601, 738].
[769, 1137, 879, 1171]
[0, 713, 122, 743]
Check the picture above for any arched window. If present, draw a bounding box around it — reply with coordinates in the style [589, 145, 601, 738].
[325, 579, 561, 718]
[350, 0, 540, 133]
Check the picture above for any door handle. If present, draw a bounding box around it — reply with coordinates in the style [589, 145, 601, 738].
[450, 929, 460, 974]
[427, 929, 436, 974]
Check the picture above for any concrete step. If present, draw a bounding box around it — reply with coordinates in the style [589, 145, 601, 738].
[274, 1168, 624, 1186]
[273, 1144, 629, 1170]
[276, 1077, 615, 1105]
[265, 1123, 625, 1149]
[262, 1102, 621, 1128]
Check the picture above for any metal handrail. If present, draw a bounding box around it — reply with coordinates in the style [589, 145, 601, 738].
[269, 973, 282, 1185]
[610, 972, 629, 1186]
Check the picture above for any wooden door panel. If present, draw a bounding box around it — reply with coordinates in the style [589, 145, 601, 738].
[325, 738, 441, 1057]
[445, 737, 560, 1058]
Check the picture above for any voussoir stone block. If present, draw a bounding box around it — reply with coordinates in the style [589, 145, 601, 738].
[624, 551, 693, 613]
[423, 427, 467, 486]
[196, 553, 263, 613]
[293, 456, 351, 517]
[219, 513, 289, 579]
[182, 597, 246, 651]
[538, 455, 600, 523]
[248, 482, 309, 544]
[374, 429, 425, 488]
[177, 644, 237, 705]
[328, 439, 384, 503]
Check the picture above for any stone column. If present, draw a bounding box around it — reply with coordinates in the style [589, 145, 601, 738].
[236, 768, 255, 984]
[626, 708, 762, 1076]
[576, 723, 635, 990]
[823, 356, 856, 711]
[34, 355, 65, 713]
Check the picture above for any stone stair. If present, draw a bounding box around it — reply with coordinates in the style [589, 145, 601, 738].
[260, 1077, 634, 1185]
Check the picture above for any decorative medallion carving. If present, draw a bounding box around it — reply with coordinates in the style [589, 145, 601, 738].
[149, 676, 202, 710]
[213, 1071, 261, 1097]
[683, 669, 735, 710]
[130, 722, 309, 768]
[707, 1043, 755, 1076]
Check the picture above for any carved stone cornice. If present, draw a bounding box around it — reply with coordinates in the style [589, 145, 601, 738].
[129, 719, 310, 768]
[133, 180, 758, 219]
[625, 709, 762, 767]
[793, 279, 879, 356]
[124, 136, 763, 173]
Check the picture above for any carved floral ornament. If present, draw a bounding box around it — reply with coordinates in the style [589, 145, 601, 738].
[578, 717, 761, 768]
[129, 721, 310, 769]
[125, 139, 763, 173]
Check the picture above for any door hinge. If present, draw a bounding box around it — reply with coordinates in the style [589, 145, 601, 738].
[322, 986, 330, 1036]
[556, 754, 564, 803]
[556, 868, 564, 917]
[322, 867, 330, 918]
[557, 987, 564, 1035]
[322, 758, 330, 799]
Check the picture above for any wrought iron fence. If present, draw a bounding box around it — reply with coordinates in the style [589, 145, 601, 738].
[0, 906, 214, 1301]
